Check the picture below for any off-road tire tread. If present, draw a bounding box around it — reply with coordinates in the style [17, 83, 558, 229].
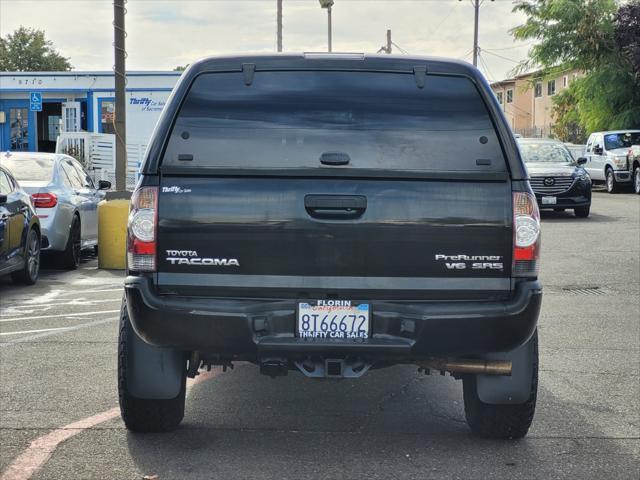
[463, 332, 538, 439]
[118, 300, 186, 432]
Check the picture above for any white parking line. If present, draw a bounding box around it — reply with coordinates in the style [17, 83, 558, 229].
[0, 367, 229, 480]
[0, 327, 71, 336]
[0, 309, 121, 323]
[60, 287, 123, 295]
[1, 298, 122, 313]
[0, 317, 117, 348]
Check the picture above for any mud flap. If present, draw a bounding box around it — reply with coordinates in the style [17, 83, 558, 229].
[475, 331, 536, 405]
[125, 307, 185, 400]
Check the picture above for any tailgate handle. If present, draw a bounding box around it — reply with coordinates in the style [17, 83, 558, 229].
[320, 152, 350, 166]
[304, 195, 367, 219]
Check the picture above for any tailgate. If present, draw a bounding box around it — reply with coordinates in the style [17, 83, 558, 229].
[156, 175, 512, 300]
[152, 68, 514, 300]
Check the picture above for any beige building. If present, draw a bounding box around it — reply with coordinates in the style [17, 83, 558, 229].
[491, 69, 581, 138]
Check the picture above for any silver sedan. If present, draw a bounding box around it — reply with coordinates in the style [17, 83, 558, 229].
[0, 152, 111, 269]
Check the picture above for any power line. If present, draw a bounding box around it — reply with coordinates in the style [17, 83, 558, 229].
[483, 42, 536, 51]
[477, 52, 495, 83]
[481, 49, 522, 64]
[391, 41, 408, 54]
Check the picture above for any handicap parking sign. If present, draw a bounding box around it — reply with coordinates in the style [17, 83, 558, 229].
[30, 92, 42, 112]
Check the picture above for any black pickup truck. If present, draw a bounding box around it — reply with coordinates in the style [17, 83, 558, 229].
[120, 54, 542, 439]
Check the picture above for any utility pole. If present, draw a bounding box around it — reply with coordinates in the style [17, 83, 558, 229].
[472, 0, 479, 66]
[460, 0, 494, 67]
[113, 0, 127, 191]
[377, 29, 392, 54]
[277, 0, 283, 52]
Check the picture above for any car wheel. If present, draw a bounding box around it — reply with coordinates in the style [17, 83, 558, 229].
[606, 168, 619, 193]
[118, 299, 186, 432]
[11, 228, 40, 285]
[634, 166, 640, 195]
[574, 206, 590, 218]
[60, 215, 81, 270]
[462, 331, 538, 439]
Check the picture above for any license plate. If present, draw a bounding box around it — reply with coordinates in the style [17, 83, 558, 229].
[298, 301, 370, 340]
[542, 196, 557, 205]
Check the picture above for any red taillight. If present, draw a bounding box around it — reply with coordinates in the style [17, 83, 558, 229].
[127, 187, 157, 272]
[31, 192, 58, 208]
[513, 191, 541, 277]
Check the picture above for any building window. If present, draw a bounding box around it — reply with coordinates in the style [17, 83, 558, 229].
[100, 100, 116, 134]
[496, 91, 503, 104]
[534, 82, 542, 98]
[506, 89, 513, 103]
[47, 115, 61, 141]
[547, 80, 556, 96]
[563, 75, 568, 88]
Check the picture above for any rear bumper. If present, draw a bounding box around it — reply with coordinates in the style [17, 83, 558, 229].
[36, 208, 68, 251]
[124, 276, 542, 359]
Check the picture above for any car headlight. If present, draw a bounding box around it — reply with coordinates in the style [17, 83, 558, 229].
[613, 155, 627, 168]
[574, 169, 590, 182]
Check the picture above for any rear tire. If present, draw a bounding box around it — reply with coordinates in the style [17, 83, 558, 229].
[606, 168, 619, 193]
[11, 228, 40, 285]
[463, 332, 538, 439]
[574, 206, 590, 218]
[60, 215, 81, 270]
[118, 299, 186, 433]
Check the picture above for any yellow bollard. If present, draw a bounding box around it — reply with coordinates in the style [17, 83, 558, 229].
[97, 199, 130, 270]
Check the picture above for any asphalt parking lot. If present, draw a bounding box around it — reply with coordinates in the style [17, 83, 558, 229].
[0, 189, 638, 480]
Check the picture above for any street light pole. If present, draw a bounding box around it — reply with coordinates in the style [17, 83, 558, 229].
[277, 0, 283, 52]
[327, 4, 332, 52]
[319, 0, 334, 53]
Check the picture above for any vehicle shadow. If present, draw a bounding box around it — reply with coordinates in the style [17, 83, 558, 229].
[540, 210, 616, 223]
[123, 362, 629, 480]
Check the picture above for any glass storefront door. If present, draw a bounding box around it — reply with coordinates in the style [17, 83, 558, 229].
[9, 108, 30, 151]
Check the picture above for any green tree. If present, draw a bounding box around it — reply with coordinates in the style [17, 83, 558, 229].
[511, 0, 640, 135]
[551, 87, 585, 143]
[0, 26, 71, 71]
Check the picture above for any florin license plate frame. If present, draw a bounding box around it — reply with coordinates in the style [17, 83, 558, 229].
[297, 301, 370, 340]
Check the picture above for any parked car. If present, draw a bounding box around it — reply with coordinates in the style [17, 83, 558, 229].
[119, 54, 542, 439]
[563, 143, 585, 161]
[0, 152, 111, 269]
[0, 164, 41, 284]
[584, 130, 640, 193]
[628, 145, 640, 195]
[518, 138, 592, 217]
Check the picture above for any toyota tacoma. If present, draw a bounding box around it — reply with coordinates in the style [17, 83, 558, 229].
[119, 54, 542, 439]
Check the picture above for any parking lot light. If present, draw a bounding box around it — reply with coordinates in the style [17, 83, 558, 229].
[319, 0, 334, 52]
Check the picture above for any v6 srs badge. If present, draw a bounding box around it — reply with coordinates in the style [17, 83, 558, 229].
[165, 250, 239, 267]
[434, 254, 504, 271]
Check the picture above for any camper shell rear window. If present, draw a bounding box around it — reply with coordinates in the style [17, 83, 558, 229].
[162, 71, 506, 172]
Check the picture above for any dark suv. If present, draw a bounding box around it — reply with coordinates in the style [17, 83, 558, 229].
[120, 54, 542, 439]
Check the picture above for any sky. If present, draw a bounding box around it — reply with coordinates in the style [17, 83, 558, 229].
[0, 0, 534, 82]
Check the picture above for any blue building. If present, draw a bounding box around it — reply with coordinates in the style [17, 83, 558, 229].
[0, 71, 181, 153]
